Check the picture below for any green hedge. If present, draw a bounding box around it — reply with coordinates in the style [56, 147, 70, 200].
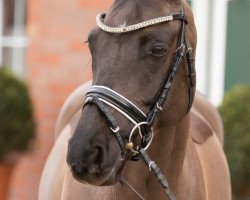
[0, 68, 36, 162]
[219, 85, 250, 199]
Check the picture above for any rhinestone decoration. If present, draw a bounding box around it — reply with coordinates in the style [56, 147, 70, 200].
[96, 13, 174, 33]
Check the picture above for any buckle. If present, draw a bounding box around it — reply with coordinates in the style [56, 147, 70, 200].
[156, 102, 163, 111]
[175, 44, 185, 54]
[110, 126, 120, 133]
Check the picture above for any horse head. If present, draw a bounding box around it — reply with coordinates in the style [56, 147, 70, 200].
[67, 0, 197, 187]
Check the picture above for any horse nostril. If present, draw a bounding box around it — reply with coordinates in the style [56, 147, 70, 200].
[93, 147, 103, 164]
[87, 146, 104, 174]
[68, 146, 106, 178]
[70, 163, 84, 176]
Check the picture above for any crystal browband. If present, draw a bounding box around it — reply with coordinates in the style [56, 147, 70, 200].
[96, 13, 174, 33]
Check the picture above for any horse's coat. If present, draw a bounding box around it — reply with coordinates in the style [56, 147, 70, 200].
[39, 0, 231, 199]
[39, 84, 231, 200]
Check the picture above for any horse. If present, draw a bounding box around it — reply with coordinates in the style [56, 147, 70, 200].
[39, 0, 231, 199]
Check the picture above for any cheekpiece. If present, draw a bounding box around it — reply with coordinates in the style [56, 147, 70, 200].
[96, 13, 174, 33]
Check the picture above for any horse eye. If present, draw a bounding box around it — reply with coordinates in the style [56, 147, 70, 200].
[151, 44, 167, 57]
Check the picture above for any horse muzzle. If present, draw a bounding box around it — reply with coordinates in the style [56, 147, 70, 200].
[66, 113, 124, 186]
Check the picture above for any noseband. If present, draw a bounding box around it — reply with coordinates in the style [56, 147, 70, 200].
[84, 11, 195, 200]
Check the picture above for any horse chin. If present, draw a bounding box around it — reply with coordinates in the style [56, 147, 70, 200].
[71, 173, 116, 186]
[70, 159, 123, 186]
[71, 170, 120, 186]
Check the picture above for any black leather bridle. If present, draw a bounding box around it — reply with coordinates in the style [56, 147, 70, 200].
[84, 12, 195, 200]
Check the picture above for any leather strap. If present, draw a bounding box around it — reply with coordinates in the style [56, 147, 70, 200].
[172, 13, 188, 24]
[86, 86, 147, 123]
[147, 17, 187, 125]
[186, 48, 196, 113]
[85, 86, 152, 156]
[139, 148, 176, 200]
[86, 96, 126, 156]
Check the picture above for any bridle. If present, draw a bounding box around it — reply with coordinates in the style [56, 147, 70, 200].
[84, 10, 195, 200]
[85, 10, 195, 200]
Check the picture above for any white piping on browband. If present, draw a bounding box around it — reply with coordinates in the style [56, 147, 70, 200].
[91, 85, 146, 117]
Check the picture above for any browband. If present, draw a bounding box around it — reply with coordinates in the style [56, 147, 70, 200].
[96, 13, 187, 34]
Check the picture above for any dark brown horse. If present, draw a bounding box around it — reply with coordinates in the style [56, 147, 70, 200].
[39, 0, 231, 199]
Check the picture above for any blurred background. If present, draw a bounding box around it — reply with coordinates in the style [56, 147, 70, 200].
[0, 0, 249, 199]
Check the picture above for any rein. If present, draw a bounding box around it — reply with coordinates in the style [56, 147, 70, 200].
[84, 11, 195, 200]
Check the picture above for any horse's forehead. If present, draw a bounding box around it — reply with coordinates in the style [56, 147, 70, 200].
[105, 0, 178, 26]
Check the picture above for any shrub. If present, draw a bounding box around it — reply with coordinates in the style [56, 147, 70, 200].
[0, 68, 36, 163]
[218, 84, 250, 199]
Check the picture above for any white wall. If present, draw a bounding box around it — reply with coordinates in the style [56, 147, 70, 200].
[0, 0, 3, 65]
[192, 0, 228, 105]
[192, 0, 210, 95]
[0, 0, 28, 76]
[209, 0, 228, 105]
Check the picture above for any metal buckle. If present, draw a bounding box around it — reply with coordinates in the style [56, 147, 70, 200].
[175, 43, 185, 53]
[156, 102, 163, 111]
[187, 47, 193, 52]
[110, 126, 120, 133]
[148, 161, 155, 172]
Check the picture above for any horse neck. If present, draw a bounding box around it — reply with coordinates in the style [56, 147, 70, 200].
[119, 114, 190, 199]
[150, 114, 190, 180]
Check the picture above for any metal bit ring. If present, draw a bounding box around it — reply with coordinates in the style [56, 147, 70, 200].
[127, 122, 154, 153]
